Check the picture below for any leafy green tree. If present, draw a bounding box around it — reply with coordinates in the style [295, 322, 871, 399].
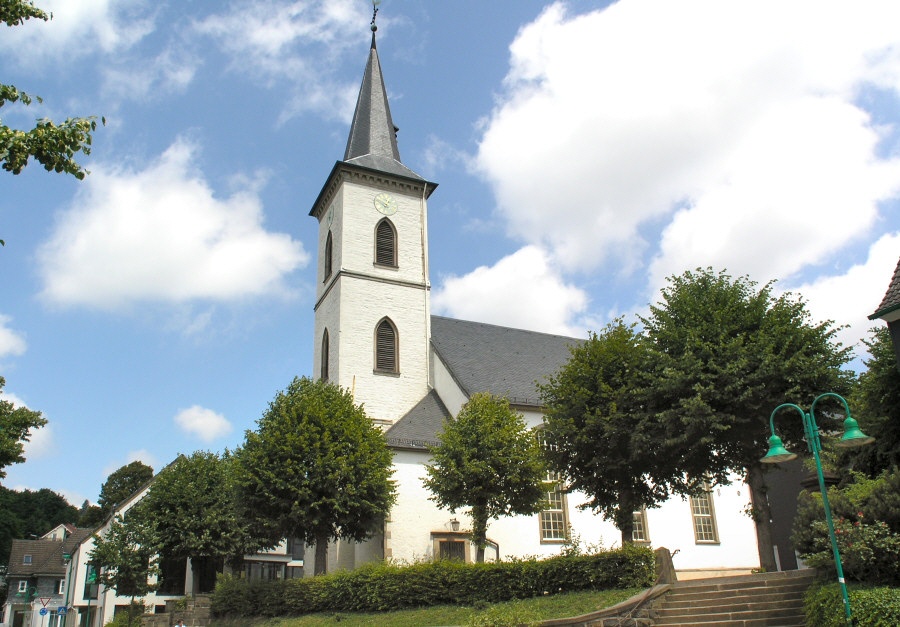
[1, 1, 101, 180]
[234, 376, 396, 575]
[423, 393, 547, 563]
[139, 452, 259, 592]
[844, 326, 900, 476]
[98, 461, 154, 517]
[0, 486, 77, 566]
[89, 513, 157, 624]
[77, 499, 104, 528]
[539, 320, 700, 545]
[640, 268, 853, 571]
[0, 376, 47, 479]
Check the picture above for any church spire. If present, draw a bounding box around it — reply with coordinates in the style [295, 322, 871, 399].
[343, 7, 402, 165]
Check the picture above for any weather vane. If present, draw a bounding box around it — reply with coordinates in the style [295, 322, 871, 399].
[371, 0, 381, 32]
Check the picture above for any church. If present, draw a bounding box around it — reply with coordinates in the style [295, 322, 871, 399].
[308, 22, 761, 577]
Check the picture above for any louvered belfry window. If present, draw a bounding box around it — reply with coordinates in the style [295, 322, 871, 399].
[375, 318, 398, 373]
[323, 231, 333, 281]
[375, 219, 397, 266]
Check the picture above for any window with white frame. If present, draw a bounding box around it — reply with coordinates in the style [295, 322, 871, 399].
[18, 580, 27, 593]
[632, 508, 650, 543]
[540, 470, 568, 542]
[57, 579, 65, 595]
[690, 486, 720, 543]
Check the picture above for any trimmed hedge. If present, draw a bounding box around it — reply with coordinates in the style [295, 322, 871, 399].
[804, 582, 900, 627]
[212, 544, 654, 618]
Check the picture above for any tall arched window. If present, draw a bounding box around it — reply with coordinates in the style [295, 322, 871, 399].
[321, 328, 330, 381]
[374, 318, 398, 373]
[323, 231, 333, 281]
[374, 219, 397, 267]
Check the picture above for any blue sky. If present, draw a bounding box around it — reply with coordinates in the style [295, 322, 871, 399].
[2, 0, 899, 508]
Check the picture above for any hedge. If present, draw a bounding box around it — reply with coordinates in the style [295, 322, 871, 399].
[804, 582, 900, 627]
[211, 544, 654, 618]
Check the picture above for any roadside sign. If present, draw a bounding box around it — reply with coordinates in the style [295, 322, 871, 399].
[39, 608, 48, 616]
[58, 607, 68, 615]
[39, 598, 51, 607]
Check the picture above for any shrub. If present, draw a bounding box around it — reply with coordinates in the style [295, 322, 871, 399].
[805, 582, 900, 627]
[211, 545, 654, 618]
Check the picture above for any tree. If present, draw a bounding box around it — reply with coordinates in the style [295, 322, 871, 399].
[234, 376, 396, 575]
[423, 392, 548, 563]
[89, 513, 157, 625]
[139, 452, 259, 592]
[844, 326, 900, 476]
[0, 376, 47, 479]
[640, 268, 853, 571]
[1, 1, 101, 180]
[0, 486, 78, 566]
[539, 320, 700, 545]
[98, 461, 154, 517]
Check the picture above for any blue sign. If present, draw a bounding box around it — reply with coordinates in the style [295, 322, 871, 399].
[58, 607, 68, 615]
[39, 608, 48, 616]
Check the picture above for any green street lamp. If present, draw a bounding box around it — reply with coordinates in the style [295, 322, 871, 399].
[761, 392, 875, 626]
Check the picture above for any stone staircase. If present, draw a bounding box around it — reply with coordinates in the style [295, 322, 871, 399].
[650, 569, 815, 626]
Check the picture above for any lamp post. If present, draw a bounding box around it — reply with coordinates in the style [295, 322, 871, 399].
[15, 585, 37, 627]
[761, 392, 875, 626]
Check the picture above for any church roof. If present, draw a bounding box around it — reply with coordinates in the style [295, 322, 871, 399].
[343, 30, 424, 182]
[869, 256, 900, 320]
[386, 316, 582, 451]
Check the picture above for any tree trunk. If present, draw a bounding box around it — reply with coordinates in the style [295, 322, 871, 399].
[618, 489, 635, 546]
[314, 531, 329, 576]
[472, 505, 488, 563]
[747, 463, 778, 572]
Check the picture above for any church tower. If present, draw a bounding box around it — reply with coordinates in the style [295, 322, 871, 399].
[310, 21, 437, 427]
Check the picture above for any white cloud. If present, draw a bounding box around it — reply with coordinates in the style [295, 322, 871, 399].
[195, 0, 368, 122]
[102, 47, 199, 101]
[0, 0, 155, 62]
[792, 231, 900, 357]
[432, 245, 588, 336]
[37, 138, 308, 311]
[1, 391, 55, 460]
[476, 0, 900, 290]
[0, 315, 27, 358]
[174, 405, 232, 442]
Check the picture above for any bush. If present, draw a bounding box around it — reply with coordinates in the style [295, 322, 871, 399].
[805, 582, 900, 627]
[211, 545, 654, 618]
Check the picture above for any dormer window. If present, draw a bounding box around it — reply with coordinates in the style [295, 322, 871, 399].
[23, 554, 32, 565]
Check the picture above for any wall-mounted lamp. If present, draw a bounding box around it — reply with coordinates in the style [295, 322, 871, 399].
[450, 518, 460, 532]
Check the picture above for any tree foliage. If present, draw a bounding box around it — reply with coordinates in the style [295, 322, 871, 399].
[1, 1, 102, 179]
[89, 512, 158, 610]
[539, 320, 699, 544]
[845, 326, 900, 476]
[0, 375, 47, 479]
[640, 267, 853, 570]
[98, 460, 154, 517]
[423, 393, 547, 563]
[234, 376, 396, 576]
[138, 451, 259, 590]
[0, 485, 78, 566]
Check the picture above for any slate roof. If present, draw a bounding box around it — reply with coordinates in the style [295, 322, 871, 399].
[869, 256, 900, 320]
[385, 316, 582, 451]
[6, 528, 93, 578]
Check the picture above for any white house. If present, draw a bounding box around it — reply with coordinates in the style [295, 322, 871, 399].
[308, 24, 761, 578]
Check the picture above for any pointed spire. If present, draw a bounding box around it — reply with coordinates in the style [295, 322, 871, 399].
[343, 12, 402, 164]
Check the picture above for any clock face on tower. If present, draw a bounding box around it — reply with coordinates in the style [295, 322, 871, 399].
[373, 192, 398, 216]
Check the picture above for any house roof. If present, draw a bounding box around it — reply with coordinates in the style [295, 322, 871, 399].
[869, 256, 900, 320]
[430, 316, 581, 406]
[6, 528, 93, 578]
[385, 316, 581, 451]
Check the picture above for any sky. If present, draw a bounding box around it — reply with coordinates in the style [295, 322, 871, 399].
[1, 0, 899, 509]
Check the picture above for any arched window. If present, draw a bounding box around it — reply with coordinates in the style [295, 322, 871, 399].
[374, 219, 397, 267]
[321, 329, 330, 381]
[323, 231, 333, 281]
[374, 318, 398, 373]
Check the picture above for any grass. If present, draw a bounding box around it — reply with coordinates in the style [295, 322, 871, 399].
[208, 587, 643, 627]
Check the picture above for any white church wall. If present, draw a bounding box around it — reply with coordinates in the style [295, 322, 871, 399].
[431, 353, 469, 417]
[388, 448, 759, 575]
